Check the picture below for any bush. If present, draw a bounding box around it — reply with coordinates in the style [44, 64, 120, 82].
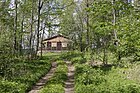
[75, 64, 106, 85]
[118, 84, 140, 93]
[75, 64, 90, 74]
[0, 80, 26, 93]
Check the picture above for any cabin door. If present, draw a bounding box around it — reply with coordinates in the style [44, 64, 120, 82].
[57, 42, 62, 50]
[47, 42, 51, 50]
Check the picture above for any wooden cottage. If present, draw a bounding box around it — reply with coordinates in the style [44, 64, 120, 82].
[42, 35, 71, 51]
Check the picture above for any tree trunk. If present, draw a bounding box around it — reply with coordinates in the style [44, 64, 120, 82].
[40, 24, 45, 58]
[103, 39, 108, 65]
[36, 0, 43, 58]
[86, 0, 90, 45]
[19, 15, 24, 55]
[112, 0, 118, 45]
[103, 45, 108, 65]
[14, 0, 18, 54]
[29, 0, 34, 59]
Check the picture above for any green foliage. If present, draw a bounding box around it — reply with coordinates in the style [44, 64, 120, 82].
[75, 84, 97, 93]
[0, 0, 140, 92]
[60, 51, 84, 60]
[56, 60, 66, 65]
[75, 83, 140, 93]
[75, 64, 106, 85]
[40, 84, 64, 93]
[71, 57, 86, 64]
[108, 13, 140, 62]
[0, 80, 26, 93]
[0, 56, 51, 92]
[59, 51, 86, 64]
[117, 84, 140, 93]
[74, 64, 140, 93]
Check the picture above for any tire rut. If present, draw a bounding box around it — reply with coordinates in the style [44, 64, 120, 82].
[28, 62, 57, 93]
[64, 61, 75, 93]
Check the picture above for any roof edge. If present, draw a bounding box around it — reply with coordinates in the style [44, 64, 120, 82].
[42, 34, 69, 41]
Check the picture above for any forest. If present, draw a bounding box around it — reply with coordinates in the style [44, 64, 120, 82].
[0, 0, 140, 93]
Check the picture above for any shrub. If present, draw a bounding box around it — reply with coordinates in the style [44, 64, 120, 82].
[0, 80, 26, 93]
[118, 84, 140, 93]
[75, 65, 106, 85]
[75, 64, 89, 74]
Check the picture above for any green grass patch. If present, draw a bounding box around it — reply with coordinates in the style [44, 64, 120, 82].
[60, 51, 84, 60]
[40, 84, 64, 93]
[40, 61, 68, 93]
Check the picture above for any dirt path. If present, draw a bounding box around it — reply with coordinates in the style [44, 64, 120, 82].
[64, 61, 75, 93]
[28, 62, 57, 93]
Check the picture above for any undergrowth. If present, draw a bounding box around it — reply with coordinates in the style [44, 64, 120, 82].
[0, 55, 52, 93]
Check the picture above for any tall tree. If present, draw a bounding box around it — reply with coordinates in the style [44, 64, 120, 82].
[29, 0, 35, 59]
[14, 0, 18, 53]
[36, 0, 43, 57]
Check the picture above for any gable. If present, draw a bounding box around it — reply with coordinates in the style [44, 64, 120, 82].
[49, 37, 70, 42]
[42, 35, 71, 43]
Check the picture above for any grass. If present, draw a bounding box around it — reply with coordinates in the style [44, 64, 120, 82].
[40, 60, 68, 93]
[40, 84, 64, 93]
[1, 51, 140, 93]
[59, 51, 140, 93]
[0, 55, 53, 93]
[74, 64, 140, 93]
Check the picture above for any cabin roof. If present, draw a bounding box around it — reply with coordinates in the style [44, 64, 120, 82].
[43, 34, 69, 41]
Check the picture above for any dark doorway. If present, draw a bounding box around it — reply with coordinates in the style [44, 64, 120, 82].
[47, 42, 51, 50]
[57, 42, 62, 50]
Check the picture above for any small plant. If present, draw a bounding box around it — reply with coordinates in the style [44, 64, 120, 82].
[56, 60, 66, 65]
[71, 57, 86, 64]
